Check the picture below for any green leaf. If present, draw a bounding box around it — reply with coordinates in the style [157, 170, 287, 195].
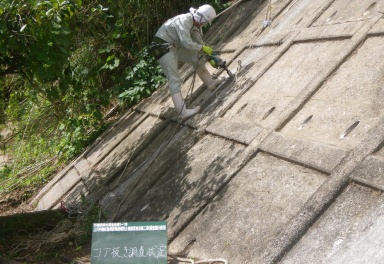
[52, 22, 62, 29]
[46, 8, 53, 16]
[100, 56, 120, 70]
[54, 14, 62, 23]
[20, 24, 27, 32]
[112, 32, 120, 39]
[106, 55, 115, 62]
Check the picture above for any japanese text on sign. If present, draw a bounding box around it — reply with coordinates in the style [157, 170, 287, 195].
[93, 223, 166, 232]
[92, 245, 167, 259]
[91, 221, 167, 264]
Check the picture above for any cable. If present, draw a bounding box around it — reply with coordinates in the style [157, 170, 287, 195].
[88, 0, 269, 223]
[106, 55, 202, 222]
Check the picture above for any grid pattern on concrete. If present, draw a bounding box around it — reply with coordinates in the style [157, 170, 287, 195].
[32, 0, 384, 263]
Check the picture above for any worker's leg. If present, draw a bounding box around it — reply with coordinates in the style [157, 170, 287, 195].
[177, 48, 225, 91]
[158, 48, 182, 96]
[177, 48, 203, 68]
[158, 48, 200, 120]
[196, 65, 226, 91]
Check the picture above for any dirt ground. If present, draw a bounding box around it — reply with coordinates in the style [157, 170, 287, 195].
[0, 189, 92, 263]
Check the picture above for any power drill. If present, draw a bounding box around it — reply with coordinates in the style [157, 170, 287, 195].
[206, 52, 235, 78]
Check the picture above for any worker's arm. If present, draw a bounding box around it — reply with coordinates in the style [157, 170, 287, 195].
[175, 17, 203, 51]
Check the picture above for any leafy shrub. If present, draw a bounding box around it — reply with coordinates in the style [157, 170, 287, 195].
[0, 0, 232, 195]
[116, 47, 166, 105]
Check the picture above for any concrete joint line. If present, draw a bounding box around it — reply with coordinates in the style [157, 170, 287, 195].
[82, 108, 134, 158]
[351, 177, 384, 193]
[272, 0, 305, 26]
[202, 6, 384, 207]
[350, 13, 383, 41]
[89, 112, 150, 167]
[226, 45, 248, 69]
[275, 14, 383, 133]
[204, 129, 249, 146]
[305, 0, 339, 28]
[210, 34, 298, 135]
[206, 33, 301, 146]
[205, 9, 314, 133]
[237, 32, 300, 160]
[292, 0, 362, 42]
[111, 126, 205, 221]
[213, 1, 376, 143]
[259, 147, 331, 175]
[293, 34, 352, 44]
[215, 0, 251, 20]
[167, 145, 260, 244]
[181, 117, 206, 131]
[226, 0, 275, 40]
[198, 78, 254, 133]
[134, 104, 163, 118]
[253, 15, 384, 262]
[30, 161, 78, 205]
[275, 66, 339, 132]
[31, 112, 149, 209]
[32, 145, 100, 204]
[261, 116, 384, 263]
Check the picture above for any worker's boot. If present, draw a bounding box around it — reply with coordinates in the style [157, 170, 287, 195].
[196, 66, 226, 91]
[171, 92, 200, 120]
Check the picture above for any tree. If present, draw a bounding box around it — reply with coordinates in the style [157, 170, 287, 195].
[0, 0, 230, 189]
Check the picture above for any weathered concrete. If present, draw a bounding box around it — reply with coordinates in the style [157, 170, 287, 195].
[312, 0, 382, 27]
[35, 167, 80, 210]
[350, 155, 384, 191]
[259, 132, 346, 173]
[119, 135, 246, 240]
[224, 39, 350, 130]
[169, 152, 327, 263]
[280, 184, 384, 264]
[280, 34, 384, 149]
[30, 0, 384, 263]
[260, 114, 384, 263]
[206, 117, 263, 145]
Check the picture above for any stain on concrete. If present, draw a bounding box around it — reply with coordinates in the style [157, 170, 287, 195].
[31, 0, 384, 263]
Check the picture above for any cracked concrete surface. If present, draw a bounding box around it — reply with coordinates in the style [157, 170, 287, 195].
[31, 0, 384, 263]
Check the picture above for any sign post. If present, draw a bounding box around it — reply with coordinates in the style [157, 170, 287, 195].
[91, 221, 167, 264]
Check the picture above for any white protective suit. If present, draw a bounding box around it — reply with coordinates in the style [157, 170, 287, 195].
[155, 13, 205, 95]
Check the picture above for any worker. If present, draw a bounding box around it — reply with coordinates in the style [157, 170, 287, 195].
[151, 4, 226, 120]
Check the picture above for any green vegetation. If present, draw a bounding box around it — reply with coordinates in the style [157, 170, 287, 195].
[0, 0, 231, 200]
[0, 0, 232, 261]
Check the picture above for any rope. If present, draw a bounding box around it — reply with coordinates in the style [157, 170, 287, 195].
[168, 238, 228, 264]
[61, 1, 270, 261]
[264, 0, 273, 27]
[170, 257, 228, 263]
[61, 0, 274, 242]
[196, 0, 276, 98]
[106, 55, 202, 222]
[218, 0, 276, 92]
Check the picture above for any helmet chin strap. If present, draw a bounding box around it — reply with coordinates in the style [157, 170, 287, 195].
[197, 12, 207, 24]
[190, 7, 207, 25]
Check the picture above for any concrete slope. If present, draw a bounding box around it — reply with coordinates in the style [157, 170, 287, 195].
[31, 0, 384, 263]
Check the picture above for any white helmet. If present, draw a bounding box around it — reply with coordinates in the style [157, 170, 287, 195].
[193, 4, 216, 24]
